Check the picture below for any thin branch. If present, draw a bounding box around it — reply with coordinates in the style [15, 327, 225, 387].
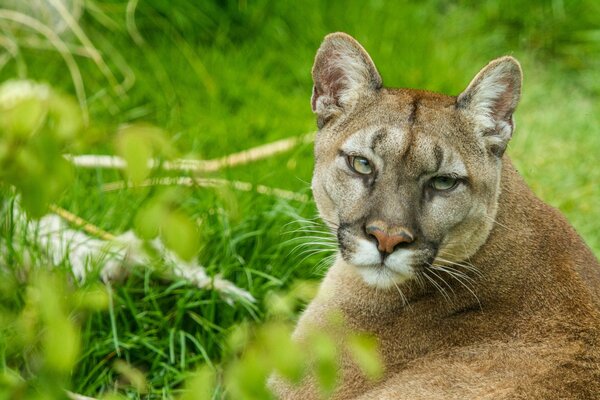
[101, 177, 309, 203]
[49, 204, 115, 240]
[65, 132, 315, 172]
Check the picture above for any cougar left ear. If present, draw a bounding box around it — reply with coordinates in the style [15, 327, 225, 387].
[457, 56, 522, 157]
[311, 32, 383, 128]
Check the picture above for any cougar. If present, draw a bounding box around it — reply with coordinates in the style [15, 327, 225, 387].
[270, 33, 600, 399]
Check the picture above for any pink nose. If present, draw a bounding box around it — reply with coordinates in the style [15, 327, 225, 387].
[366, 224, 414, 254]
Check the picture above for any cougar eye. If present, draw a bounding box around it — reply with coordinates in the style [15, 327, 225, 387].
[430, 176, 459, 191]
[348, 156, 373, 175]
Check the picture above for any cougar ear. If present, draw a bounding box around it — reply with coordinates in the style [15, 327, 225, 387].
[311, 32, 382, 128]
[457, 56, 522, 157]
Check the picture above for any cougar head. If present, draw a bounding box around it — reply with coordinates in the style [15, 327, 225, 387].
[310, 33, 522, 288]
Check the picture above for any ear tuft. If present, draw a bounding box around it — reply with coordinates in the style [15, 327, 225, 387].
[457, 56, 522, 157]
[311, 32, 382, 128]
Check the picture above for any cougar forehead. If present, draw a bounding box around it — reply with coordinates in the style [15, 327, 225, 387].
[316, 89, 482, 166]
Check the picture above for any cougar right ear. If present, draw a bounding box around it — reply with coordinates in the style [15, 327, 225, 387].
[457, 56, 522, 157]
[311, 32, 383, 128]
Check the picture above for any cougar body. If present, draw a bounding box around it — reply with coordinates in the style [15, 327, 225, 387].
[271, 33, 600, 399]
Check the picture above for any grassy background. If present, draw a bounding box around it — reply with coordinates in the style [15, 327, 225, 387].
[1, 0, 599, 398]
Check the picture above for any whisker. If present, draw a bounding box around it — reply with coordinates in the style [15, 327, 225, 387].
[287, 237, 337, 246]
[313, 253, 337, 274]
[287, 240, 337, 253]
[296, 249, 337, 266]
[431, 265, 482, 308]
[413, 270, 427, 290]
[483, 214, 517, 234]
[292, 246, 338, 256]
[426, 264, 456, 296]
[294, 248, 337, 261]
[288, 239, 337, 249]
[422, 269, 452, 304]
[432, 254, 477, 271]
[432, 265, 475, 284]
[434, 255, 483, 277]
[284, 230, 335, 238]
[282, 217, 338, 233]
[385, 269, 411, 310]
[294, 246, 336, 258]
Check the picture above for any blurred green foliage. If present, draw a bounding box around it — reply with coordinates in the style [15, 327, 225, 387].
[0, 80, 80, 216]
[0, 270, 108, 399]
[0, 0, 598, 398]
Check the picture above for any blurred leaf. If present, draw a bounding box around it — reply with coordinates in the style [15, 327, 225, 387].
[0, 80, 50, 138]
[348, 333, 383, 381]
[227, 321, 251, 355]
[73, 285, 109, 311]
[134, 198, 167, 239]
[113, 360, 148, 394]
[311, 332, 338, 395]
[115, 126, 153, 184]
[44, 318, 80, 374]
[47, 94, 83, 139]
[262, 323, 305, 383]
[35, 272, 80, 374]
[265, 291, 294, 318]
[265, 281, 319, 318]
[289, 280, 319, 304]
[180, 366, 215, 400]
[226, 347, 273, 399]
[133, 188, 201, 259]
[114, 124, 176, 185]
[1, 96, 48, 138]
[161, 209, 201, 261]
[0, 80, 80, 216]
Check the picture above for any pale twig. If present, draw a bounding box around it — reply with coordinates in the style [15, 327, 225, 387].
[65, 132, 315, 172]
[101, 177, 309, 203]
[49, 204, 115, 241]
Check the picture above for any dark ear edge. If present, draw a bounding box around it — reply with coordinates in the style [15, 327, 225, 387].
[457, 56, 522, 157]
[311, 32, 382, 128]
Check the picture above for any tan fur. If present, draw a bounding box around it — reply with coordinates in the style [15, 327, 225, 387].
[270, 33, 600, 399]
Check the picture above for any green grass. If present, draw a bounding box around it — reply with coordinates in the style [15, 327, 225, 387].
[1, 0, 599, 398]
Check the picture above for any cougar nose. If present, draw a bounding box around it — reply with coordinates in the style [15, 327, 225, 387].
[366, 223, 414, 254]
